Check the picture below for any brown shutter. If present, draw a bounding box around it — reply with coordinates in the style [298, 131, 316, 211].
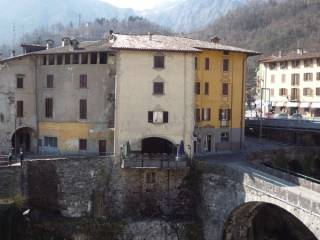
[148, 111, 153, 123]
[202, 109, 204, 121]
[163, 111, 169, 123]
[219, 109, 222, 120]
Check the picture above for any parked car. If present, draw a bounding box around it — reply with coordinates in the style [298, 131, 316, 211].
[275, 113, 288, 119]
[291, 113, 303, 120]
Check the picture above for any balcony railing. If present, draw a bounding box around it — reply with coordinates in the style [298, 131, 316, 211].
[121, 152, 188, 169]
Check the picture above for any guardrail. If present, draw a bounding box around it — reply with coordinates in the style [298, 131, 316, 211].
[246, 118, 320, 131]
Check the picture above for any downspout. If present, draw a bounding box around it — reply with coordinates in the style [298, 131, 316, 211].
[240, 56, 247, 150]
[34, 56, 40, 154]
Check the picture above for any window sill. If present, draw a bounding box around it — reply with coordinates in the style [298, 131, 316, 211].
[152, 93, 164, 96]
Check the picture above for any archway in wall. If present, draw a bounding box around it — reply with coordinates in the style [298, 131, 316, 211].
[223, 202, 317, 240]
[11, 127, 35, 153]
[141, 137, 177, 154]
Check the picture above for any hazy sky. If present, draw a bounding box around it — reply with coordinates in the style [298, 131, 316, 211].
[102, 0, 170, 10]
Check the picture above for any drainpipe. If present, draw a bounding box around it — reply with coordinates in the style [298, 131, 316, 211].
[34, 56, 40, 154]
[240, 57, 246, 150]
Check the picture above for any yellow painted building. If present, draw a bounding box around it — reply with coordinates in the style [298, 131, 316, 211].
[194, 49, 255, 153]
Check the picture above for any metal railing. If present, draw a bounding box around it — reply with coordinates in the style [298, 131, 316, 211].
[262, 162, 320, 184]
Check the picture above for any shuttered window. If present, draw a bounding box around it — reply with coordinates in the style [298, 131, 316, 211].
[45, 98, 53, 118]
[80, 99, 87, 119]
[80, 74, 87, 88]
[17, 101, 23, 117]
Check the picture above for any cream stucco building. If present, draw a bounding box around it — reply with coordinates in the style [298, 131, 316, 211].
[258, 49, 320, 117]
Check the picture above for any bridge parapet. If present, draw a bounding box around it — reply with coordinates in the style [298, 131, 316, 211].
[200, 162, 320, 240]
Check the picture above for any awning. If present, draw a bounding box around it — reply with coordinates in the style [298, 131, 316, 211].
[311, 102, 320, 109]
[300, 102, 311, 108]
[275, 102, 286, 107]
[286, 102, 299, 107]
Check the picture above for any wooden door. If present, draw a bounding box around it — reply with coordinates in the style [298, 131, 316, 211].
[99, 140, 106, 156]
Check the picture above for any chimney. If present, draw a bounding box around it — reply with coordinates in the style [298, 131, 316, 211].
[297, 48, 304, 55]
[148, 32, 153, 41]
[62, 37, 71, 47]
[210, 36, 221, 44]
[71, 39, 79, 50]
[278, 50, 282, 57]
[46, 39, 54, 49]
[11, 50, 16, 57]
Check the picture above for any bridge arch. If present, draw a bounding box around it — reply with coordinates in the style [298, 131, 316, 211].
[223, 201, 317, 240]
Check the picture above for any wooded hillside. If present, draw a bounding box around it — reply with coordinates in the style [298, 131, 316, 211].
[192, 0, 320, 55]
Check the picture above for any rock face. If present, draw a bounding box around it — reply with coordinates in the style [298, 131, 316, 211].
[144, 0, 247, 32]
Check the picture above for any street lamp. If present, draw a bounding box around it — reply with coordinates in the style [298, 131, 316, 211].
[259, 88, 270, 143]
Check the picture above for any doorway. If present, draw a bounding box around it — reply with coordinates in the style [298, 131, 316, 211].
[99, 140, 106, 156]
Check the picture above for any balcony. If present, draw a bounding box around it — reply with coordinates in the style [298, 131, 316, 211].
[121, 152, 188, 169]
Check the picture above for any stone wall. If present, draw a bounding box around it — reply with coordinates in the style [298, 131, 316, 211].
[0, 165, 21, 199]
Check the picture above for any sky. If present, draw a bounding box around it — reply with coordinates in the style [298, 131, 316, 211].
[102, 0, 171, 10]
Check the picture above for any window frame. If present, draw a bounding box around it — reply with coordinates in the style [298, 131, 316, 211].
[154, 55, 165, 69]
[79, 99, 87, 120]
[16, 76, 24, 89]
[47, 74, 54, 88]
[153, 82, 164, 95]
[45, 98, 53, 118]
[79, 74, 88, 89]
[79, 139, 87, 150]
[16, 101, 23, 118]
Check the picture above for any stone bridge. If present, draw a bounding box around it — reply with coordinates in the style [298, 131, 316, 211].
[201, 159, 320, 240]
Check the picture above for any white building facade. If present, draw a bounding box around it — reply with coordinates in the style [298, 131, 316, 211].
[258, 50, 320, 117]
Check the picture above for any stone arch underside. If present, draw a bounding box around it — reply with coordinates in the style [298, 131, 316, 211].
[223, 201, 317, 240]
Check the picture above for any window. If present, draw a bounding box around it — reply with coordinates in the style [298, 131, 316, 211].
[223, 59, 229, 72]
[270, 88, 274, 97]
[57, 55, 63, 65]
[269, 63, 276, 70]
[281, 74, 286, 83]
[317, 72, 320, 81]
[47, 75, 54, 88]
[202, 108, 211, 121]
[195, 57, 198, 70]
[100, 52, 108, 64]
[304, 73, 313, 81]
[304, 59, 313, 67]
[146, 172, 156, 184]
[90, 53, 97, 64]
[291, 74, 300, 86]
[196, 108, 201, 122]
[42, 56, 47, 65]
[317, 58, 320, 66]
[279, 88, 287, 96]
[303, 88, 313, 96]
[81, 54, 88, 64]
[16, 101, 23, 117]
[79, 139, 87, 150]
[65, 54, 71, 65]
[73, 54, 79, 64]
[80, 74, 87, 88]
[280, 61, 287, 69]
[204, 82, 209, 95]
[316, 88, 320, 96]
[45, 98, 53, 118]
[221, 132, 229, 142]
[48, 55, 54, 65]
[292, 60, 300, 68]
[16, 76, 24, 89]
[148, 111, 168, 123]
[80, 99, 87, 119]
[44, 137, 57, 148]
[219, 109, 231, 121]
[291, 88, 299, 101]
[153, 82, 164, 95]
[195, 82, 200, 95]
[222, 83, 229, 96]
[271, 75, 275, 83]
[205, 58, 210, 70]
[154, 55, 164, 68]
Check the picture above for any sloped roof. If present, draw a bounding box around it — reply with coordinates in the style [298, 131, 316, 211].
[111, 34, 260, 56]
[260, 51, 320, 63]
